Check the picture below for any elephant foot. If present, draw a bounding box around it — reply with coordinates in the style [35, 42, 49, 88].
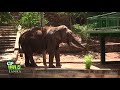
[49, 65, 56, 68]
[56, 66, 61, 68]
[44, 65, 47, 68]
[25, 63, 32, 67]
[56, 64, 62, 68]
[25, 63, 38, 67]
[31, 63, 38, 67]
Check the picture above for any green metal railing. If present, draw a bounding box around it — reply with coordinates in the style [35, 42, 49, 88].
[87, 12, 120, 30]
[87, 12, 120, 64]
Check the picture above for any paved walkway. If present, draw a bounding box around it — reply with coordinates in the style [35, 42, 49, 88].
[0, 53, 14, 62]
[1, 53, 120, 78]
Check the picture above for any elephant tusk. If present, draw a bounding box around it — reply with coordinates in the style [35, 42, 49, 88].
[69, 42, 82, 49]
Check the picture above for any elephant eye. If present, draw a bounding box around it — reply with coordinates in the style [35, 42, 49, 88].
[63, 27, 67, 30]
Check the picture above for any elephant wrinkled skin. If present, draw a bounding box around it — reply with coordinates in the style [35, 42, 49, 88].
[19, 25, 86, 68]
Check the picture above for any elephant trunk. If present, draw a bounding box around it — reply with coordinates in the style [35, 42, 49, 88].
[69, 42, 83, 49]
[69, 33, 86, 49]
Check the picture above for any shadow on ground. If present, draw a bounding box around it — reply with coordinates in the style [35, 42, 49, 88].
[92, 61, 120, 69]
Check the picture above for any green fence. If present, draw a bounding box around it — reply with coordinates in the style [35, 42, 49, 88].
[87, 12, 120, 30]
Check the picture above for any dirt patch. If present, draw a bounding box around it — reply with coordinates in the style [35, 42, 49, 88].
[16, 52, 120, 70]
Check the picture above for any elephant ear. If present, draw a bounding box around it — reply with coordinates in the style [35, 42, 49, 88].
[53, 26, 68, 41]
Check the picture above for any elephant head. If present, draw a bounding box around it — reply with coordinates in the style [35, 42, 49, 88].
[52, 25, 85, 49]
[46, 25, 86, 68]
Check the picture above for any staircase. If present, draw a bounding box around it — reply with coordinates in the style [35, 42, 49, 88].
[87, 37, 120, 52]
[0, 25, 17, 61]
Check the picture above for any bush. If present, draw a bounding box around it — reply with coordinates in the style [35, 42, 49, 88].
[72, 24, 95, 40]
[0, 12, 13, 25]
[83, 54, 93, 69]
[19, 12, 49, 28]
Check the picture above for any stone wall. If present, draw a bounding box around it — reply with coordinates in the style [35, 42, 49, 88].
[59, 37, 120, 53]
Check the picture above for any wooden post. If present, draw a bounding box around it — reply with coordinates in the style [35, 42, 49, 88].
[100, 35, 105, 64]
[40, 12, 44, 29]
[69, 14, 72, 30]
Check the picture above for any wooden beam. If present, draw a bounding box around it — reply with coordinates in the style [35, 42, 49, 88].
[100, 35, 105, 64]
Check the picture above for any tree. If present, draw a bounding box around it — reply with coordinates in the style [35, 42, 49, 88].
[0, 12, 13, 25]
[19, 12, 48, 28]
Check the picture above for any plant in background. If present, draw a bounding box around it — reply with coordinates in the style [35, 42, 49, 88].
[72, 23, 96, 40]
[83, 54, 93, 69]
[0, 12, 13, 25]
[19, 12, 49, 29]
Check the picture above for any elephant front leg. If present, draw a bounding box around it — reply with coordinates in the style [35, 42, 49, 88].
[24, 53, 31, 67]
[28, 52, 37, 67]
[49, 52, 55, 68]
[55, 50, 61, 68]
[29, 56, 38, 67]
[42, 51, 47, 68]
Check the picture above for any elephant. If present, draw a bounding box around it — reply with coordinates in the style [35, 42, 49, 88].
[19, 25, 86, 68]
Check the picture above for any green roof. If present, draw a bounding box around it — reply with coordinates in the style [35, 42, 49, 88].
[87, 12, 120, 19]
[87, 12, 120, 29]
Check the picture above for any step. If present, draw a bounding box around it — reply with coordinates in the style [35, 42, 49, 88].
[0, 30, 17, 33]
[0, 40, 15, 44]
[0, 46, 14, 49]
[0, 41, 16, 45]
[0, 26, 15, 29]
[88, 38, 120, 44]
[0, 42, 15, 45]
[0, 28, 16, 30]
[0, 47, 14, 50]
[0, 31, 17, 35]
[0, 53, 15, 61]
[0, 38, 16, 41]
[0, 49, 14, 53]
[0, 43, 15, 47]
[0, 35, 16, 39]
[0, 33, 17, 36]
[88, 43, 120, 46]
[60, 42, 120, 53]
[0, 40, 16, 43]
[88, 43, 120, 52]
[0, 31, 17, 34]
[106, 42, 120, 45]
[0, 50, 14, 54]
[0, 43, 15, 46]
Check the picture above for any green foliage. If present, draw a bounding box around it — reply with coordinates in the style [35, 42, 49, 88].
[72, 24, 95, 39]
[83, 54, 93, 69]
[0, 12, 13, 25]
[19, 12, 49, 28]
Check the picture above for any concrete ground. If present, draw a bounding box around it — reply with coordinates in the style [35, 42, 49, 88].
[16, 52, 120, 70]
[1, 52, 120, 78]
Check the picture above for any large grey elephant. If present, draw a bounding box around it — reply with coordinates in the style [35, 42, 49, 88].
[19, 25, 86, 68]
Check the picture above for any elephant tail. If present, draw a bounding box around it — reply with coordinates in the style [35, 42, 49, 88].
[18, 36, 22, 53]
[18, 36, 24, 57]
[18, 37, 21, 53]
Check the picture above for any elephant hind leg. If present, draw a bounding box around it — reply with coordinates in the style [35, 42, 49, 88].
[24, 53, 31, 67]
[24, 47, 37, 67]
[49, 52, 55, 68]
[29, 54, 37, 67]
[43, 51, 47, 68]
[55, 50, 61, 68]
